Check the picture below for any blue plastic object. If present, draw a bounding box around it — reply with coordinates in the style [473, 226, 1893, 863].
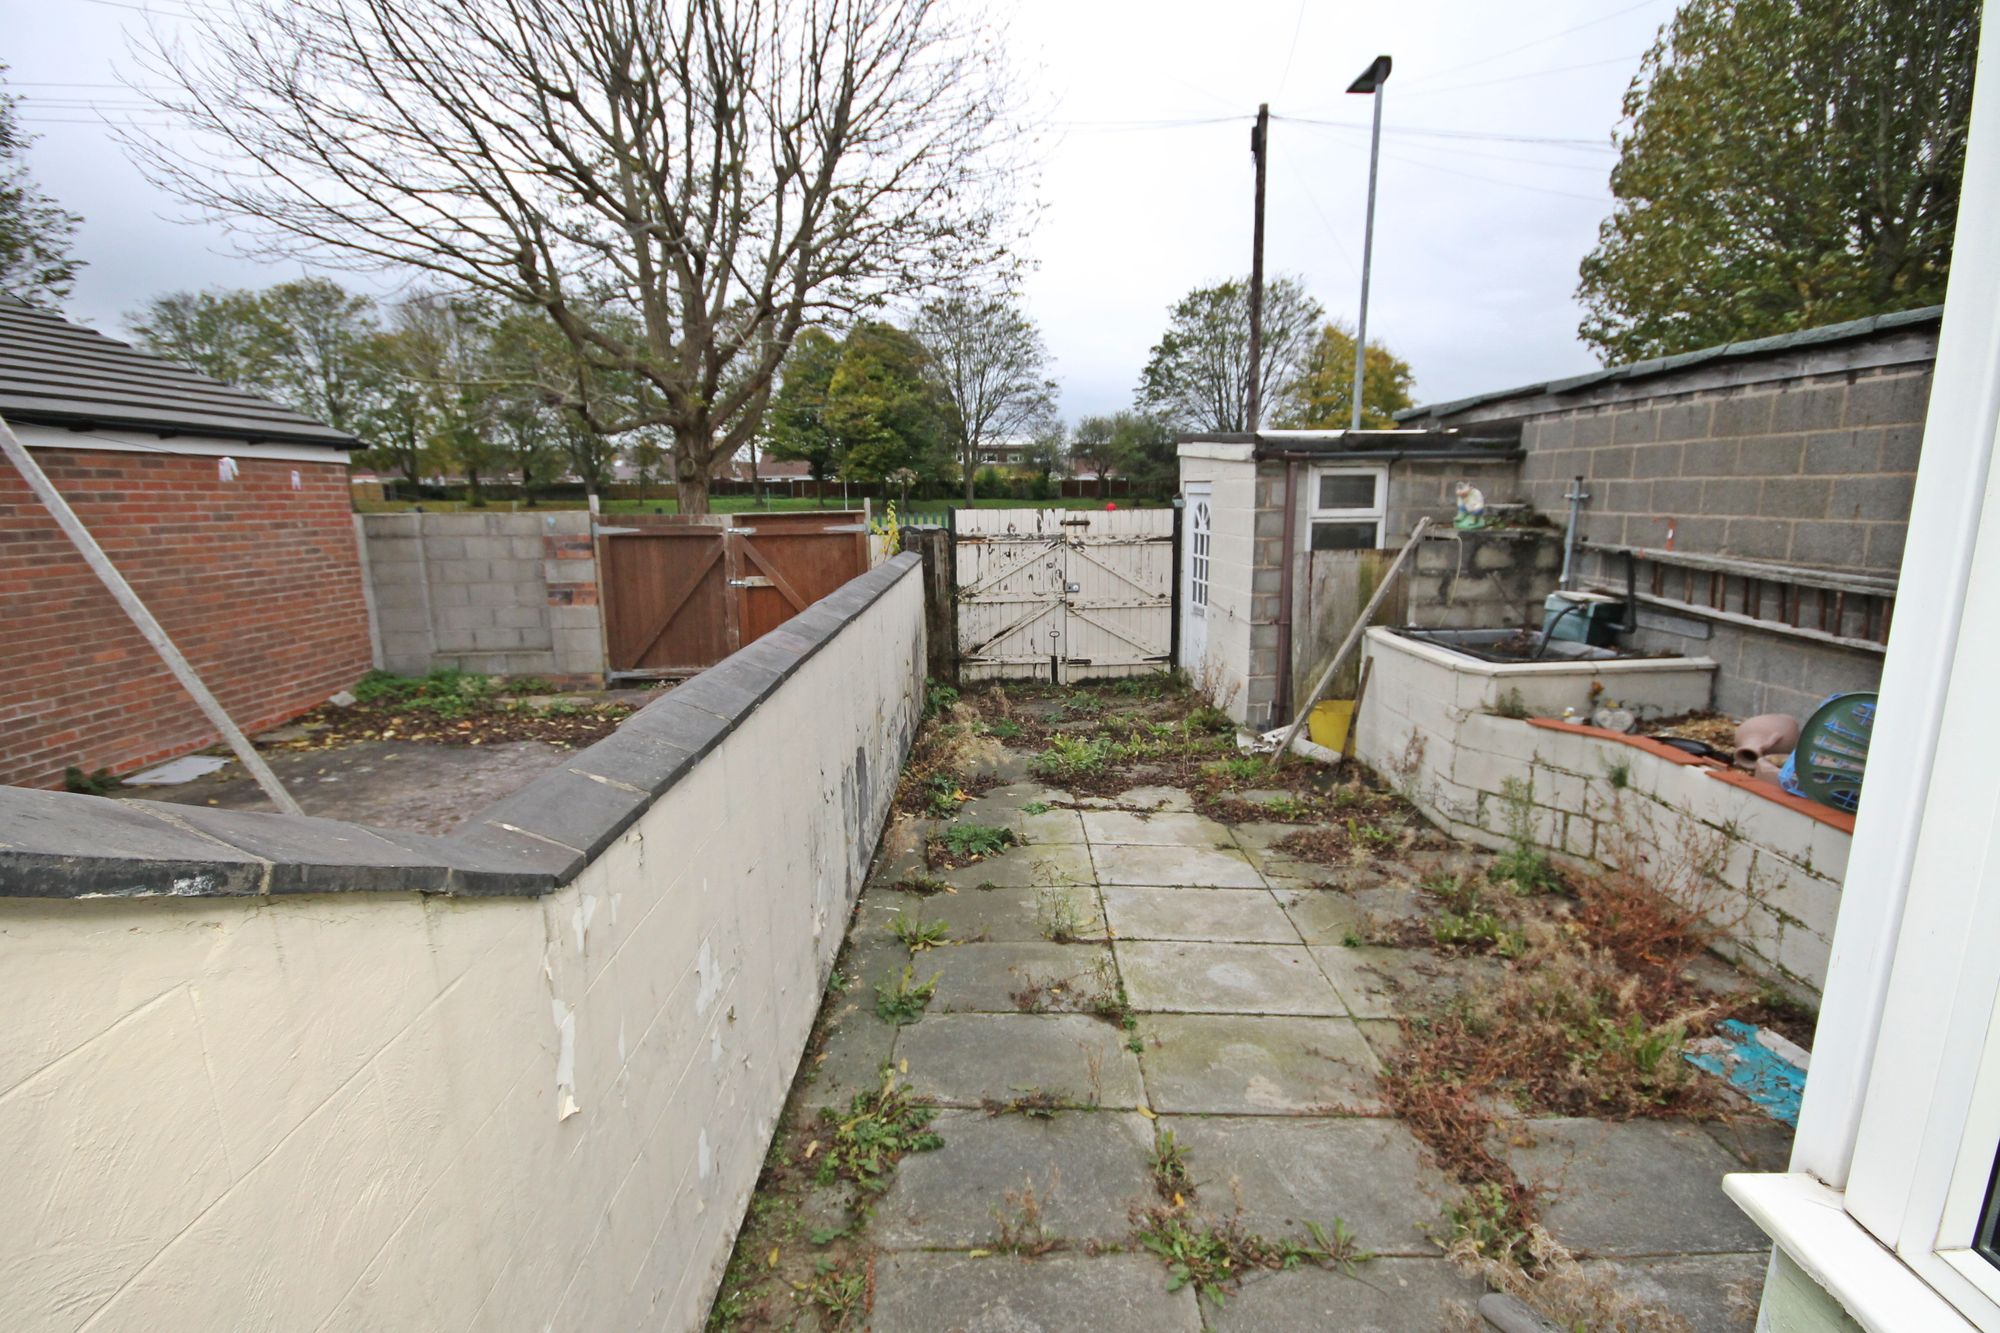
[1683, 1019, 1806, 1127]
[1779, 692, 1875, 814]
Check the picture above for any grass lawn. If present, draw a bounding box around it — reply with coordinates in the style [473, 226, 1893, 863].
[352, 493, 1165, 515]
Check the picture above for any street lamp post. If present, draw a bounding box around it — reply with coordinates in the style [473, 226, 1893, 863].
[1347, 55, 1392, 433]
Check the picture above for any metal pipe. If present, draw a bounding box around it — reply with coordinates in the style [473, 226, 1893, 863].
[1350, 71, 1387, 431]
[1274, 459, 1299, 728]
[0, 412, 304, 815]
[1559, 474, 1588, 591]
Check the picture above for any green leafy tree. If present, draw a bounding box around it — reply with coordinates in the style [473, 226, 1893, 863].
[127, 289, 272, 388]
[1021, 423, 1067, 499]
[827, 322, 954, 489]
[765, 328, 847, 495]
[1274, 321, 1416, 430]
[1577, 0, 1980, 363]
[1138, 276, 1322, 432]
[1068, 415, 1122, 500]
[907, 291, 1058, 503]
[0, 68, 82, 306]
[1107, 412, 1178, 498]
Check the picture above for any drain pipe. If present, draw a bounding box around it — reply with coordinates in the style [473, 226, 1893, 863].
[1559, 475, 1589, 591]
[1274, 458, 1300, 728]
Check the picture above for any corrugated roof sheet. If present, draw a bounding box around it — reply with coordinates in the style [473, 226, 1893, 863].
[0, 295, 362, 449]
[1397, 305, 1944, 424]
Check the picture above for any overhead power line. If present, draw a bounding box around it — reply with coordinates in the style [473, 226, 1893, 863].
[1397, 0, 1669, 89]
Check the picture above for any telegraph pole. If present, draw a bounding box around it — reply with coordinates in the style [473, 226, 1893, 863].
[1246, 103, 1269, 432]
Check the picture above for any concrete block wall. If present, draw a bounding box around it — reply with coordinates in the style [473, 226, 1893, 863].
[1383, 456, 1528, 543]
[1354, 627, 1843, 1000]
[1404, 529, 1562, 629]
[361, 511, 604, 683]
[0, 555, 927, 1331]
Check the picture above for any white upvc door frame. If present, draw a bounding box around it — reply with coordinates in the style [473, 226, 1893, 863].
[1732, 13, 2000, 1330]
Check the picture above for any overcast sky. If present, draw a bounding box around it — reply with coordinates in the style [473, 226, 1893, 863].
[5, 0, 1675, 420]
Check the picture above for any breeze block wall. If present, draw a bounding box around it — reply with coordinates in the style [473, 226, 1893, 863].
[0, 554, 926, 1331]
[0, 447, 373, 789]
[359, 511, 604, 683]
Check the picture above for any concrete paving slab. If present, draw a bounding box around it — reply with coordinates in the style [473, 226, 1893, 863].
[1581, 1253, 1765, 1332]
[872, 1110, 1158, 1249]
[1102, 886, 1298, 944]
[802, 997, 895, 1111]
[927, 941, 1117, 1014]
[955, 783, 1087, 844]
[1081, 810, 1236, 848]
[1138, 1014, 1384, 1115]
[1071, 785, 1195, 811]
[1092, 842, 1266, 889]
[898, 1013, 1145, 1109]
[1157, 1115, 1454, 1256]
[1308, 945, 1505, 1020]
[1703, 1115, 1795, 1173]
[1273, 886, 1371, 945]
[1205, 1258, 1485, 1332]
[1117, 941, 1345, 1016]
[941, 842, 1096, 890]
[870, 1251, 1201, 1333]
[1504, 1118, 1774, 1256]
[859, 883, 1106, 945]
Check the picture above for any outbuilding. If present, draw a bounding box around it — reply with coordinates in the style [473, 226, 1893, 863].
[0, 295, 373, 789]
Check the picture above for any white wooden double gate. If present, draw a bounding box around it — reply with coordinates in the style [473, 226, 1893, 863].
[955, 507, 1176, 683]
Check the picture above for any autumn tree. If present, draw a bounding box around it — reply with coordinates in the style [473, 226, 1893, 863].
[1576, 0, 1980, 362]
[908, 291, 1057, 503]
[131, 0, 1023, 515]
[1068, 415, 1123, 500]
[1274, 321, 1415, 430]
[0, 67, 82, 306]
[1137, 277, 1322, 432]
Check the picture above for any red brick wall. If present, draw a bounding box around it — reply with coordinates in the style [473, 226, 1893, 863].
[0, 447, 373, 789]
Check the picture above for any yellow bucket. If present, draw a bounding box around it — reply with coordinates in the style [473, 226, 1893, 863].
[1307, 699, 1356, 751]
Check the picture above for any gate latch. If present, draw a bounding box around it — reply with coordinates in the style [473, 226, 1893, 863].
[728, 576, 774, 588]
[1064, 581, 1081, 594]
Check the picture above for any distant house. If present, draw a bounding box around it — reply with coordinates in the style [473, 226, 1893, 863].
[0, 295, 373, 789]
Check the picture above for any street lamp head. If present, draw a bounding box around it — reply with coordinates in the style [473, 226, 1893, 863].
[1347, 55, 1392, 95]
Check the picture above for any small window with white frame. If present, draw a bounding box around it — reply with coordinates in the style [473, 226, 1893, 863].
[1309, 466, 1387, 551]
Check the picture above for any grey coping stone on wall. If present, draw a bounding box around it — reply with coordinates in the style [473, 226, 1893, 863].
[444, 818, 588, 886]
[869, 1251, 1201, 1333]
[0, 786, 267, 897]
[562, 727, 703, 797]
[150, 803, 456, 894]
[470, 765, 651, 862]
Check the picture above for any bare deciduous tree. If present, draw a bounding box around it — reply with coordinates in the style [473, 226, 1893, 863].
[908, 291, 1056, 504]
[129, 0, 1025, 514]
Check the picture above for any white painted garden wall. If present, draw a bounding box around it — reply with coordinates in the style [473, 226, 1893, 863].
[0, 560, 925, 1331]
[1355, 627, 1848, 999]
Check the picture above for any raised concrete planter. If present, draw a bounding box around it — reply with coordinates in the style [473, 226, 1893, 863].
[1356, 625, 1844, 1000]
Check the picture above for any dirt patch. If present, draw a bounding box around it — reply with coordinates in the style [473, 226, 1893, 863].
[274, 670, 642, 750]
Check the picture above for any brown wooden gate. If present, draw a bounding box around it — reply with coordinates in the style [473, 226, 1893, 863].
[598, 512, 870, 679]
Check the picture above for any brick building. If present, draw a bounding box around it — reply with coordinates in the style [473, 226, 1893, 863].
[0, 296, 372, 789]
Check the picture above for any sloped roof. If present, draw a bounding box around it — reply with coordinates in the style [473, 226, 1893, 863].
[0, 295, 362, 449]
[1397, 305, 1944, 425]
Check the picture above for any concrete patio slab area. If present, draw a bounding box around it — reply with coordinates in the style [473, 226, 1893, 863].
[1137, 1013, 1385, 1115]
[872, 1110, 1158, 1249]
[1157, 1115, 1455, 1255]
[869, 1252, 1201, 1333]
[897, 1013, 1144, 1108]
[712, 685, 1794, 1332]
[1101, 885, 1298, 943]
[859, 882, 1107, 944]
[1117, 940, 1346, 1015]
[1080, 809, 1236, 847]
[1091, 841, 1266, 888]
[924, 940, 1114, 1013]
[1204, 1259, 1485, 1331]
[1504, 1118, 1775, 1256]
